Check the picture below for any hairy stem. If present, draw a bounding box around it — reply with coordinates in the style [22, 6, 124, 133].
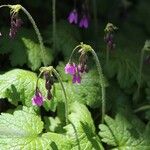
[90, 49, 106, 123]
[20, 6, 47, 66]
[53, 69, 69, 125]
[106, 46, 110, 66]
[92, 0, 98, 45]
[0, 5, 9, 9]
[69, 45, 80, 62]
[52, 0, 56, 51]
[136, 48, 144, 102]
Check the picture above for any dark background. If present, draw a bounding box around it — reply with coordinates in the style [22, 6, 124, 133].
[0, 0, 149, 70]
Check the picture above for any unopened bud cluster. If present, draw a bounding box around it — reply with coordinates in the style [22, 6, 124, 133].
[44, 72, 54, 100]
[104, 23, 117, 50]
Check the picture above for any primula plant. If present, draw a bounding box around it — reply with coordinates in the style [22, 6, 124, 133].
[0, 1, 150, 150]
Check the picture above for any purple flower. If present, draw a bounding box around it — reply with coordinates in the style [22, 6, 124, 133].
[79, 15, 89, 28]
[65, 62, 83, 83]
[72, 73, 81, 84]
[32, 89, 44, 106]
[65, 63, 76, 75]
[9, 14, 23, 39]
[68, 9, 78, 24]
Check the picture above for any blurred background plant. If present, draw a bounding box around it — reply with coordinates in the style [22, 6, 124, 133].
[0, 0, 149, 70]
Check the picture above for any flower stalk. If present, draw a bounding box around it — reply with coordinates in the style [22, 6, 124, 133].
[136, 48, 144, 101]
[52, 0, 56, 51]
[136, 40, 150, 102]
[68, 43, 107, 123]
[90, 48, 106, 123]
[40, 66, 69, 125]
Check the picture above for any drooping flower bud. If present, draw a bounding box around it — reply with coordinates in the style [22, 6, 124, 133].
[78, 53, 88, 73]
[104, 23, 117, 50]
[47, 90, 52, 100]
[43, 71, 54, 100]
[9, 14, 23, 39]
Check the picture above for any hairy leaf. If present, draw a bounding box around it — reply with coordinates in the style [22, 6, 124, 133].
[99, 113, 150, 150]
[0, 107, 51, 150]
[0, 28, 53, 70]
[44, 132, 72, 150]
[65, 102, 104, 150]
[105, 49, 139, 89]
[0, 69, 52, 109]
[22, 38, 53, 70]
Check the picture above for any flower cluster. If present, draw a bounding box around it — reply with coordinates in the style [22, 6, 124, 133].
[104, 23, 117, 50]
[65, 63, 81, 83]
[104, 33, 115, 50]
[68, 9, 89, 29]
[9, 14, 23, 39]
[32, 70, 54, 106]
[65, 52, 88, 83]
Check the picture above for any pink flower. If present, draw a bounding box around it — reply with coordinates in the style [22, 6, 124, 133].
[65, 63, 82, 84]
[32, 89, 44, 106]
[68, 9, 78, 24]
[79, 15, 89, 28]
[65, 63, 76, 75]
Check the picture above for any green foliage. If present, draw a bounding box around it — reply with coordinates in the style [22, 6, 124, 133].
[146, 82, 150, 102]
[0, 107, 51, 150]
[44, 132, 72, 150]
[105, 49, 139, 89]
[132, 0, 150, 34]
[0, 69, 50, 108]
[99, 113, 150, 150]
[0, 28, 53, 70]
[22, 38, 53, 70]
[44, 20, 81, 58]
[54, 64, 102, 108]
[65, 102, 104, 150]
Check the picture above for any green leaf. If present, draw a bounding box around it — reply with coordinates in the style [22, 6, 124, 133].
[54, 67, 102, 108]
[0, 69, 52, 110]
[105, 49, 139, 89]
[99, 113, 150, 150]
[0, 28, 53, 70]
[65, 102, 104, 150]
[44, 132, 72, 150]
[0, 28, 28, 66]
[0, 107, 51, 150]
[45, 20, 81, 58]
[22, 38, 53, 70]
[44, 116, 64, 133]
